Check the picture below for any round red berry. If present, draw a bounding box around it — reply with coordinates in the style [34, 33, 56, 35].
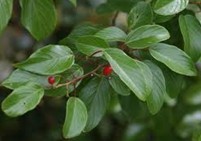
[48, 76, 55, 85]
[103, 65, 113, 76]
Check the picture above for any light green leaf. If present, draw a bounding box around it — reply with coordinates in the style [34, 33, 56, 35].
[63, 97, 88, 138]
[0, 0, 13, 34]
[20, 0, 56, 40]
[179, 15, 201, 61]
[45, 64, 84, 97]
[95, 26, 127, 42]
[109, 74, 130, 96]
[149, 43, 197, 76]
[79, 77, 111, 132]
[15, 45, 74, 75]
[144, 60, 166, 114]
[128, 1, 153, 29]
[1, 82, 44, 117]
[103, 48, 153, 101]
[2, 69, 51, 90]
[126, 25, 170, 49]
[69, 0, 76, 6]
[154, 0, 189, 16]
[76, 35, 109, 56]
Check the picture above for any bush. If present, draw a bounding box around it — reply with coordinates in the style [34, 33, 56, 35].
[1, 0, 201, 140]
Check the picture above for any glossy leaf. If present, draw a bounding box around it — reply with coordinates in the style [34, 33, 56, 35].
[179, 15, 201, 61]
[45, 64, 84, 97]
[104, 48, 153, 101]
[0, 0, 13, 34]
[76, 36, 109, 56]
[2, 69, 52, 89]
[1, 82, 44, 117]
[20, 0, 56, 40]
[154, 0, 189, 16]
[109, 74, 130, 96]
[144, 60, 166, 114]
[15, 45, 74, 75]
[149, 43, 197, 76]
[63, 97, 88, 138]
[95, 26, 127, 42]
[126, 25, 170, 49]
[79, 77, 111, 132]
[128, 1, 153, 29]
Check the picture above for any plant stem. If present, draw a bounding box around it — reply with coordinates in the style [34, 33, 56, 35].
[55, 64, 104, 88]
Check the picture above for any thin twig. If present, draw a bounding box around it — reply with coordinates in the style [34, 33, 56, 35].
[111, 11, 119, 26]
[55, 64, 104, 88]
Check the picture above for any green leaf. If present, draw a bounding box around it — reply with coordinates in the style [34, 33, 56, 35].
[0, 0, 13, 34]
[1, 82, 44, 117]
[128, 1, 153, 29]
[126, 25, 170, 49]
[69, 0, 76, 6]
[160, 66, 184, 98]
[45, 64, 84, 97]
[109, 73, 130, 96]
[144, 60, 166, 114]
[2, 69, 51, 90]
[118, 94, 149, 120]
[154, 0, 189, 16]
[76, 36, 109, 56]
[15, 45, 74, 75]
[149, 43, 197, 76]
[179, 15, 201, 62]
[103, 48, 153, 101]
[63, 97, 88, 139]
[79, 77, 111, 132]
[184, 82, 201, 105]
[95, 26, 127, 42]
[20, 0, 56, 40]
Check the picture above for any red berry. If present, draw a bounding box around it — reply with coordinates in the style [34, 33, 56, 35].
[103, 65, 113, 76]
[48, 76, 55, 85]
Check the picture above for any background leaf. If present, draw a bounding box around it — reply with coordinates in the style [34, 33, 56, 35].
[128, 1, 153, 29]
[20, 0, 56, 40]
[69, 0, 76, 6]
[149, 43, 197, 76]
[104, 48, 153, 101]
[144, 60, 166, 114]
[15, 45, 74, 75]
[1, 82, 44, 117]
[63, 97, 88, 139]
[154, 0, 189, 15]
[79, 77, 111, 132]
[126, 25, 170, 49]
[0, 0, 13, 34]
[179, 15, 201, 62]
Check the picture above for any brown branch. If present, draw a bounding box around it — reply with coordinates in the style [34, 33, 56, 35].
[190, 2, 201, 4]
[111, 11, 119, 26]
[55, 64, 104, 88]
